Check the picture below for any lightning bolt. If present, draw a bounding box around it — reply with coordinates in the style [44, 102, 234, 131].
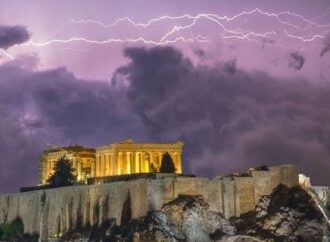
[0, 49, 14, 60]
[283, 31, 327, 42]
[70, 8, 329, 30]
[21, 8, 330, 49]
[25, 36, 208, 47]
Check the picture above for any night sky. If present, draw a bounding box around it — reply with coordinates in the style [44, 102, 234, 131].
[1, 0, 330, 193]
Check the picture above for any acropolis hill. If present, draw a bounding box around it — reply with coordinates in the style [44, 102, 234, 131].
[0, 140, 329, 241]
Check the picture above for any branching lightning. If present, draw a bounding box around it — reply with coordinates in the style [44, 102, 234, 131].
[19, 8, 330, 49]
[0, 49, 14, 60]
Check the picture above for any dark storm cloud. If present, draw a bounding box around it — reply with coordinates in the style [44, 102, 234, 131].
[2, 45, 330, 192]
[194, 49, 206, 61]
[0, 25, 30, 49]
[0, 58, 145, 192]
[113, 46, 330, 185]
[223, 59, 237, 74]
[288, 52, 305, 70]
[320, 34, 330, 57]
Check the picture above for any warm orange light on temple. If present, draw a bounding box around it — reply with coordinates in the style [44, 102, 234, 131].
[39, 140, 183, 184]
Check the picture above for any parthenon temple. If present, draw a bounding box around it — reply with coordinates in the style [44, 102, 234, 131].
[39, 140, 183, 184]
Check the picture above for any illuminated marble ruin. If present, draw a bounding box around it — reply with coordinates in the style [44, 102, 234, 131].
[39, 140, 183, 184]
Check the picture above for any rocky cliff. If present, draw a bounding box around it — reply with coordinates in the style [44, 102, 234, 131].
[0, 165, 299, 241]
[61, 185, 329, 242]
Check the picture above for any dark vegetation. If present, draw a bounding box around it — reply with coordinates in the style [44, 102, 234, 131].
[47, 156, 76, 187]
[160, 152, 176, 173]
[0, 217, 39, 242]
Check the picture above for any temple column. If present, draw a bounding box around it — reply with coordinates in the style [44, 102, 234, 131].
[143, 153, 150, 173]
[158, 152, 163, 168]
[77, 161, 82, 180]
[131, 152, 134, 173]
[146, 153, 150, 172]
[106, 154, 110, 176]
[91, 161, 96, 177]
[103, 155, 106, 176]
[100, 155, 104, 177]
[106, 154, 111, 176]
[95, 155, 98, 177]
[134, 152, 140, 173]
[103, 155, 107, 176]
[140, 153, 143, 173]
[140, 152, 145, 173]
[122, 152, 127, 174]
[96, 154, 100, 177]
[126, 152, 131, 174]
[176, 153, 182, 174]
[114, 152, 118, 175]
[131, 152, 135, 173]
[110, 153, 115, 176]
[118, 152, 123, 175]
[125, 152, 129, 174]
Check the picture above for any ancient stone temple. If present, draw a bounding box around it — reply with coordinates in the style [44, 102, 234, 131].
[39, 140, 183, 184]
[39, 145, 96, 184]
[94, 139, 183, 177]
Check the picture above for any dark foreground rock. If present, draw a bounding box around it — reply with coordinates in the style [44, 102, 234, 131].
[232, 184, 328, 242]
[61, 185, 329, 242]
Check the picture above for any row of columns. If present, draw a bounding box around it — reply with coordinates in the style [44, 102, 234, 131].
[92, 151, 182, 177]
[43, 151, 182, 183]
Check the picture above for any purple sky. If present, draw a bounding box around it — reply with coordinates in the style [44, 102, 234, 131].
[1, 0, 330, 193]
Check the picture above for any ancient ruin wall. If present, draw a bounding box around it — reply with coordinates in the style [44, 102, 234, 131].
[0, 164, 298, 240]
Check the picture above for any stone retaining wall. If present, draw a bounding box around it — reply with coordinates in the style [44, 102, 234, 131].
[0, 164, 298, 240]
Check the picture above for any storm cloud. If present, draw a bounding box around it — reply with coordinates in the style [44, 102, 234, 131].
[320, 34, 330, 57]
[1, 45, 330, 192]
[114, 46, 330, 184]
[0, 58, 145, 192]
[288, 52, 305, 70]
[0, 25, 30, 49]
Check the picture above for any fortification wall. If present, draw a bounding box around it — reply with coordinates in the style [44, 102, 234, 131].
[0, 164, 299, 240]
[313, 186, 330, 205]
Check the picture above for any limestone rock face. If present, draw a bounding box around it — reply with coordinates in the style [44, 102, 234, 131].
[62, 185, 329, 242]
[234, 184, 328, 242]
[62, 195, 236, 242]
[142, 195, 236, 242]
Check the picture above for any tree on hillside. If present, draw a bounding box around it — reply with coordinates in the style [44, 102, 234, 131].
[160, 152, 176, 173]
[47, 156, 76, 187]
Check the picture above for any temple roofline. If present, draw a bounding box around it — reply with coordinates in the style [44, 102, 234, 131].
[96, 140, 184, 150]
[44, 145, 95, 154]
